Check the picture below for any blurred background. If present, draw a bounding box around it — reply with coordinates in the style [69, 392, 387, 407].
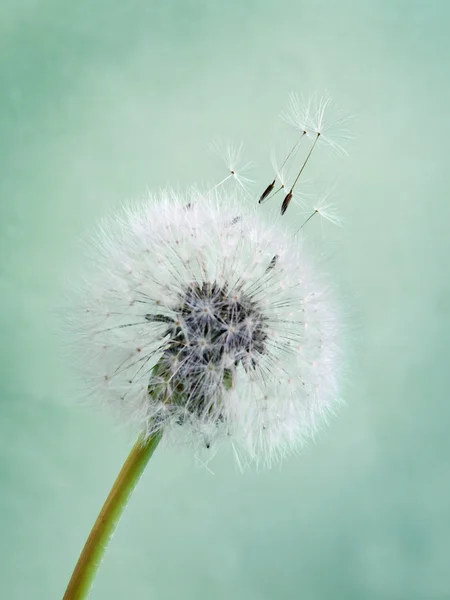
[1, 1, 450, 598]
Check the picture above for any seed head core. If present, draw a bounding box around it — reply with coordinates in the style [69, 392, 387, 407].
[147, 281, 267, 419]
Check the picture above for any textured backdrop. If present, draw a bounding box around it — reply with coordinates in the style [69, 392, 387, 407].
[1, 1, 449, 599]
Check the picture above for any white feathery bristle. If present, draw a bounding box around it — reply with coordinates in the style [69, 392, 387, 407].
[209, 140, 254, 193]
[281, 92, 352, 155]
[313, 188, 345, 228]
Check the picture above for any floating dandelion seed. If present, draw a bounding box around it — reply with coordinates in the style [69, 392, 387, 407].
[62, 93, 349, 600]
[258, 133, 306, 204]
[209, 140, 254, 193]
[260, 93, 350, 216]
[259, 149, 310, 215]
[296, 188, 345, 234]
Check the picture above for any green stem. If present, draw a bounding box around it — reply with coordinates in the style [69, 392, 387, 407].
[62, 432, 162, 600]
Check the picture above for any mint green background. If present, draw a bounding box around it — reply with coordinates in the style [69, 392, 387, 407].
[1, 2, 449, 599]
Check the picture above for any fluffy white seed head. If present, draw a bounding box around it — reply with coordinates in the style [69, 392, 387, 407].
[67, 186, 342, 468]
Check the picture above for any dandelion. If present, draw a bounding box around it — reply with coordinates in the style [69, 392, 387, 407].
[62, 95, 347, 600]
[70, 190, 340, 461]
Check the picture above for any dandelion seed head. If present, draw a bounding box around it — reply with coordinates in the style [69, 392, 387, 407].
[67, 185, 342, 468]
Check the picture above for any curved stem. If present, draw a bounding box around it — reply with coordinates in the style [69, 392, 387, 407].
[62, 432, 162, 600]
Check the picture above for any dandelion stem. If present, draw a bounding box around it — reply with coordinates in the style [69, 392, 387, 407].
[62, 432, 162, 600]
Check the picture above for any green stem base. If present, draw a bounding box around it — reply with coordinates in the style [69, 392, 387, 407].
[63, 432, 162, 600]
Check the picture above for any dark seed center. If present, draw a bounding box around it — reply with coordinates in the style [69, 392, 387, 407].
[147, 281, 267, 419]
